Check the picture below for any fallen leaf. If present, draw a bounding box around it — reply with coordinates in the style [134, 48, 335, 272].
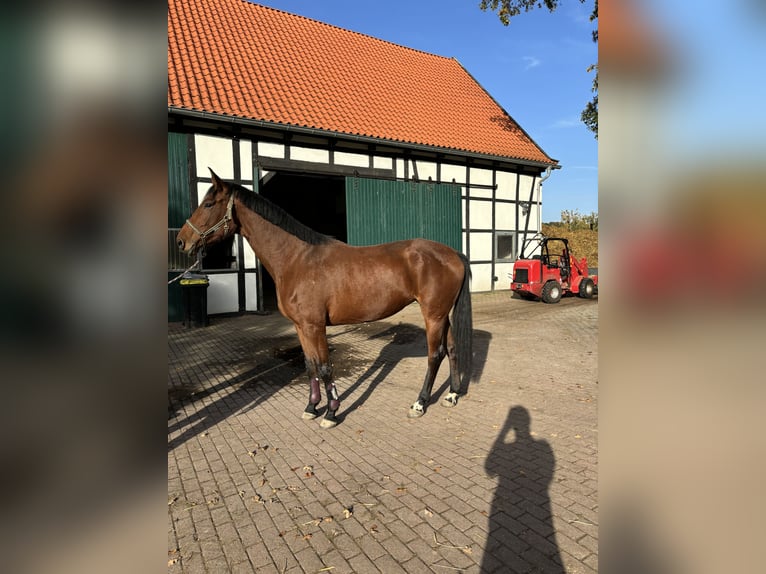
[323, 516, 333, 523]
[248, 450, 257, 457]
[302, 533, 313, 540]
[259, 478, 267, 487]
[343, 507, 353, 519]
[424, 508, 434, 517]
[369, 524, 379, 535]
[396, 487, 407, 493]
[168, 558, 179, 566]
[575, 434, 582, 439]
[168, 496, 178, 506]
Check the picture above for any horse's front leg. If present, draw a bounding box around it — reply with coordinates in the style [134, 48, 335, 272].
[295, 322, 340, 428]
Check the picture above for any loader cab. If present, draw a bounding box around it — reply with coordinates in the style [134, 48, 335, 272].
[540, 238, 571, 284]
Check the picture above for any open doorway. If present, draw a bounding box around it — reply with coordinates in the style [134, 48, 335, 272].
[259, 172, 347, 310]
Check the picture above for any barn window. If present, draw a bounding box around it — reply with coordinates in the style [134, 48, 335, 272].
[495, 232, 517, 262]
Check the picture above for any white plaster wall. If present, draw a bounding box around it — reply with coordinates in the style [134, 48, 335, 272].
[245, 273, 259, 311]
[335, 151, 369, 167]
[411, 159, 437, 181]
[470, 232, 493, 261]
[468, 185, 493, 199]
[240, 236, 257, 269]
[290, 146, 330, 163]
[195, 134, 234, 179]
[469, 200, 493, 229]
[395, 158, 405, 178]
[206, 274, 239, 314]
[470, 166, 493, 186]
[495, 262, 514, 290]
[240, 140, 253, 181]
[258, 142, 285, 158]
[495, 202, 516, 230]
[526, 203, 541, 231]
[519, 174, 539, 203]
[441, 163, 465, 184]
[197, 182, 211, 204]
[373, 156, 393, 170]
[495, 171, 517, 201]
[470, 263, 493, 292]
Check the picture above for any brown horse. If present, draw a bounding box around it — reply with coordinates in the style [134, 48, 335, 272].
[176, 170, 472, 428]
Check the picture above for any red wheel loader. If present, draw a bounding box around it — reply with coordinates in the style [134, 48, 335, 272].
[510, 235, 598, 304]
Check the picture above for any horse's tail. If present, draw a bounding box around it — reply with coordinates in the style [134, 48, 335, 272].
[452, 253, 473, 390]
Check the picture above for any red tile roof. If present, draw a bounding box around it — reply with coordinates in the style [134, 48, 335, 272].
[168, 0, 556, 165]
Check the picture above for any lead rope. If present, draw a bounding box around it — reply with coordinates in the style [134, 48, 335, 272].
[167, 258, 201, 285]
[168, 195, 234, 285]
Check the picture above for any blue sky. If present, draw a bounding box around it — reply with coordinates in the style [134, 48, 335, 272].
[254, 0, 598, 222]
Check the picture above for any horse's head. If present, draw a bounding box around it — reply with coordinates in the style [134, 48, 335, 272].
[176, 169, 238, 255]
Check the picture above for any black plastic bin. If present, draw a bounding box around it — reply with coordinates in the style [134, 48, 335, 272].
[180, 273, 210, 328]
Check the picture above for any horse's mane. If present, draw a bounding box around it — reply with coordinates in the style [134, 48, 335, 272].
[231, 184, 336, 246]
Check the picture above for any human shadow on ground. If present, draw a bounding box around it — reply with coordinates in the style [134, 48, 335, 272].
[482, 406, 566, 573]
[336, 323, 491, 422]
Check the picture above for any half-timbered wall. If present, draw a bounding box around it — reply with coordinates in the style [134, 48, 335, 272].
[168, 124, 546, 318]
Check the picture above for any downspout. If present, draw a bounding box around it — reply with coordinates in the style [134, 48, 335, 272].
[538, 166, 552, 233]
[519, 166, 553, 259]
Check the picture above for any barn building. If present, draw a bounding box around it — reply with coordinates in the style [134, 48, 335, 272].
[168, 0, 558, 320]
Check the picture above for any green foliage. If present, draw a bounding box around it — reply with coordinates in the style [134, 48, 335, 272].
[560, 209, 598, 231]
[480, 0, 598, 138]
[479, 0, 562, 25]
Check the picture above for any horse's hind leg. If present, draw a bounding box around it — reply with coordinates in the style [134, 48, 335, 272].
[440, 324, 460, 408]
[408, 317, 448, 418]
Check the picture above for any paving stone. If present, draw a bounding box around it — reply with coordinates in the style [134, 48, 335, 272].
[168, 292, 597, 573]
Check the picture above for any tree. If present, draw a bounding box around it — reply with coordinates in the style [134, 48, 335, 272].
[480, 0, 598, 138]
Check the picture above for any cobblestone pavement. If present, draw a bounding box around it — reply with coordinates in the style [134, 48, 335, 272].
[168, 291, 598, 573]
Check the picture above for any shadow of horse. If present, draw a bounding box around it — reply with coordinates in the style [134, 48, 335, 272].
[336, 323, 492, 422]
[168, 322, 492, 447]
[167, 357, 305, 452]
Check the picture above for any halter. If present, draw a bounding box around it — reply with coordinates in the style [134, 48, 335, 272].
[185, 195, 234, 248]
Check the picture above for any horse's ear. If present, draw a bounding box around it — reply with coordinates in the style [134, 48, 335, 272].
[209, 168, 223, 192]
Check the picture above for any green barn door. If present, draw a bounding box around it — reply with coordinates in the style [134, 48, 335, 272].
[345, 178, 461, 251]
[168, 132, 192, 321]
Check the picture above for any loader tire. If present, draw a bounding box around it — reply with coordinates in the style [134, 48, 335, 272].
[579, 278, 595, 299]
[541, 281, 562, 304]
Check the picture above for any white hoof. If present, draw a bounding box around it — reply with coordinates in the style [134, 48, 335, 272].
[319, 418, 338, 429]
[408, 401, 425, 418]
[302, 411, 318, 420]
[441, 392, 459, 408]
